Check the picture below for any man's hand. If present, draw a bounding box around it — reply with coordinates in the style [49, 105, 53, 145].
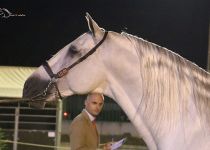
[103, 142, 114, 150]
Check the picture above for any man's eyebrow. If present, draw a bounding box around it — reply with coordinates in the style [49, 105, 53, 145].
[91, 101, 103, 103]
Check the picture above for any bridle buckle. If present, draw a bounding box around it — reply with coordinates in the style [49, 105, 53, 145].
[57, 68, 68, 78]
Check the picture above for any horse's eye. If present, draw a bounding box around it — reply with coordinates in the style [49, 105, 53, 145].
[69, 45, 79, 56]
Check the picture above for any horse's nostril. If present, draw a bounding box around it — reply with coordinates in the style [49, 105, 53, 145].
[24, 83, 29, 90]
[23, 79, 33, 98]
[23, 83, 30, 95]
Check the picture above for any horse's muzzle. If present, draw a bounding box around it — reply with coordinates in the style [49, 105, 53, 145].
[22, 76, 49, 109]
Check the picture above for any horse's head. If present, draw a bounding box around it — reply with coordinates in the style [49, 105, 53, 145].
[23, 13, 110, 108]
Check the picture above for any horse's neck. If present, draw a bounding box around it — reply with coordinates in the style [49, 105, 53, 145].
[102, 36, 142, 118]
[106, 78, 209, 149]
[101, 37, 158, 149]
[102, 35, 210, 150]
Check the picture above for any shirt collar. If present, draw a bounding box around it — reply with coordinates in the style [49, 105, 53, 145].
[84, 109, 96, 122]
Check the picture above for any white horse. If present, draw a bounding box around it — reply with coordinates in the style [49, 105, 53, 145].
[23, 13, 210, 150]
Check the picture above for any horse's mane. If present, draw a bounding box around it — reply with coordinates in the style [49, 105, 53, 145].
[121, 32, 210, 134]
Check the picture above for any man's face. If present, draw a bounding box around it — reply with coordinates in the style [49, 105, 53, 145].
[85, 93, 104, 117]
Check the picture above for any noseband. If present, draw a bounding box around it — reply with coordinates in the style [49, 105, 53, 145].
[41, 31, 108, 100]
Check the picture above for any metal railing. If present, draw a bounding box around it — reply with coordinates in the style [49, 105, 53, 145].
[0, 104, 56, 131]
[0, 100, 63, 150]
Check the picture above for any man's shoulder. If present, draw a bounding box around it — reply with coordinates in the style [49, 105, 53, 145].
[70, 112, 89, 133]
[72, 113, 84, 122]
[71, 111, 88, 125]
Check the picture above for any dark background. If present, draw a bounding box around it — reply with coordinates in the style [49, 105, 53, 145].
[0, 0, 209, 69]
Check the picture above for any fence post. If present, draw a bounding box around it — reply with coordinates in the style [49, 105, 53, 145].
[13, 103, 20, 150]
[55, 99, 63, 150]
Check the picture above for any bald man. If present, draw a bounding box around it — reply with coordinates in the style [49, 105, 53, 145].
[69, 93, 111, 150]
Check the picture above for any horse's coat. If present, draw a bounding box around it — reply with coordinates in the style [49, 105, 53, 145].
[23, 13, 210, 150]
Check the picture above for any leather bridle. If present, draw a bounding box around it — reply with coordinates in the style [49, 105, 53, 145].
[41, 31, 108, 100]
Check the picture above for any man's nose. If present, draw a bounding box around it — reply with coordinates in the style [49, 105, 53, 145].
[96, 105, 101, 110]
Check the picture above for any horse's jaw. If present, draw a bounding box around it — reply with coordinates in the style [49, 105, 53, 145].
[62, 81, 108, 96]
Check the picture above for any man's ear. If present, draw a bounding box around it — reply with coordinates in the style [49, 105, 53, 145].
[85, 12, 103, 37]
[84, 99, 88, 106]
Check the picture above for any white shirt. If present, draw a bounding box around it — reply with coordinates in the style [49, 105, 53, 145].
[84, 109, 95, 122]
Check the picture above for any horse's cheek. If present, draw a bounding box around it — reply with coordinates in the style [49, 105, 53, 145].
[66, 73, 91, 93]
[67, 70, 103, 94]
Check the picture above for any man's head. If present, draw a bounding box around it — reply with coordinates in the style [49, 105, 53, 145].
[85, 93, 104, 117]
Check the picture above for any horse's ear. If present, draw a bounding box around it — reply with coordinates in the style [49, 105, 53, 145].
[85, 12, 102, 37]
